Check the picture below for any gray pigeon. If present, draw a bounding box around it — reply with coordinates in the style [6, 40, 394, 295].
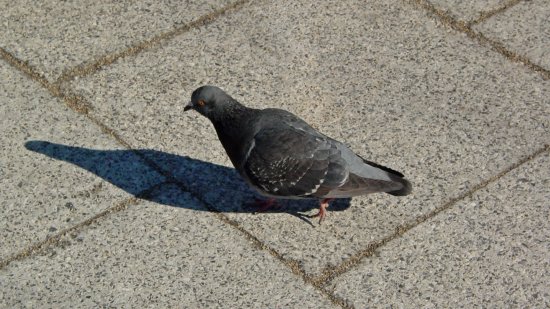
[185, 85, 412, 223]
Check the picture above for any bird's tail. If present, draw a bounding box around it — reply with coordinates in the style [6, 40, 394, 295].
[358, 156, 412, 196]
[386, 174, 412, 196]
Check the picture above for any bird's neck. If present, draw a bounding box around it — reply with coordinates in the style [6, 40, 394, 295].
[210, 102, 258, 167]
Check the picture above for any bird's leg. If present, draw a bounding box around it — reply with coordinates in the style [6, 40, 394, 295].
[253, 197, 278, 212]
[313, 198, 333, 224]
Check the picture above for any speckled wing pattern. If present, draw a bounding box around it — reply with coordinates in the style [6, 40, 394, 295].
[242, 114, 348, 198]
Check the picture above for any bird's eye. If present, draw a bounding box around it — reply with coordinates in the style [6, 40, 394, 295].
[197, 99, 206, 107]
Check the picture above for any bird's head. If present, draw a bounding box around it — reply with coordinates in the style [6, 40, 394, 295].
[185, 85, 235, 119]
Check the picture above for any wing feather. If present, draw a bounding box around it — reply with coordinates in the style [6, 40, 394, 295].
[243, 125, 347, 197]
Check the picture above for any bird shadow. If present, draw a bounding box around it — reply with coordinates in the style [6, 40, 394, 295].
[24, 141, 351, 225]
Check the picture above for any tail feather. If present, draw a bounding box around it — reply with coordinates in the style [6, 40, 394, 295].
[357, 154, 412, 196]
[386, 173, 412, 196]
[359, 156, 404, 177]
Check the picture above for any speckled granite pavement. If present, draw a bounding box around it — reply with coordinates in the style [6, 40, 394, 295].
[1, 0, 548, 307]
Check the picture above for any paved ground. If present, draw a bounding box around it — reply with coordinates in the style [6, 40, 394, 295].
[1, 0, 548, 307]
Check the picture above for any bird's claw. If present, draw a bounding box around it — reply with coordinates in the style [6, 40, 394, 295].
[311, 198, 331, 224]
[312, 208, 327, 224]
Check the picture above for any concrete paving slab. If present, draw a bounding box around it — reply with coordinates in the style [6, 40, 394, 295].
[427, 0, 509, 22]
[0, 61, 164, 261]
[69, 0, 550, 276]
[0, 183, 335, 308]
[474, 0, 550, 71]
[0, 0, 235, 81]
[329, 152, 550, 307]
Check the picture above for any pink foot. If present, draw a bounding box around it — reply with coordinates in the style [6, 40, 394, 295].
[312, 198, 333, 224]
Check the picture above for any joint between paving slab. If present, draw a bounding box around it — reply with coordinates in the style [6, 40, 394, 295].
[0, 181, 167, 271]
[5, 1, 543, 304]
[470, 0, 522, 25]
[1, 48, 93, 114]
[208, 210, 353, 308]
[0, 48, 54, 93]
[123, 153, 352, 308]
[408, 0, 550, 80]
[310, 143, 550, 287]
[1, 47, 151, 157]
[54, 0, 252, 86]
[104, 149, 353, 307]
[1, 47, 349, 306]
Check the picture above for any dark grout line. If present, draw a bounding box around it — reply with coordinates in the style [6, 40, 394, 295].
[3, 0, 541, 305]
[0, 48, 92, 114]
[207, 208, 354, 308]
[1, 47, 350, 309]
[312, 144, 550, 286]
[54, 0, 251, 86]
[470, 0, 521, 25]
[100, 150, 352, 307]
[0, 49, 52, 91]
[0, 182, 166, 270]
[407, 0, 550, 80]
[102, 139, 352, 307]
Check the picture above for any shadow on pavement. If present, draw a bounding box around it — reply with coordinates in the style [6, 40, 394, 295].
[24, 141, 351, 220]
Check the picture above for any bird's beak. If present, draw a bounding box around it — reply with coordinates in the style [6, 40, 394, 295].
[184, 101, 193, 111]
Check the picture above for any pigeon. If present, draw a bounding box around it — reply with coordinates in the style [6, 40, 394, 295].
[185, 85, 412, 223]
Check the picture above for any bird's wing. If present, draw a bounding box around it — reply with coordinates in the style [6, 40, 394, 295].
[242, 108, 410, 198]
[320, 143, 410, 197]
[242, 124, 349, 197]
